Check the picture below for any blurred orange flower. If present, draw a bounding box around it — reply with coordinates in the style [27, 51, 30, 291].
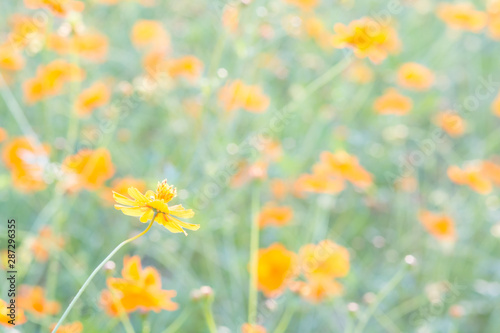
[434, 111, 466, 137]
[447, 164, 492, 194]
[50, 321, 83, 333]
[0, 42, 25, 72]
[74, 81, 111, 117]
[30, 226, 65, 262]
[18, 286, 60, 316]
[294, 173, 344, 195]
[8, 14, 46, 49]
[492, 91, 500, 116]
[23, 59, 85, 104]
[437, 2, 487, 32]
[131, 20, 170, 51]
[231, 160, 268, 188]
[0, 128, 7, 143]
[24, 0, 85, 17]
[270, 179, 289, 200]
[219, 80, 270, 113]
[258, 204, 293, 228]
[222, 4, 239, 33]
[101, 177, 147, 203]
[290, 278, 343, 303]
[164, 55, 204, 82]
[241, 323, 267, 333]
[303, 16, 333, 49]
[284, 0, 319, 11]
[113, 179, 199, 235]
[62, 148, 115, 191]
[488, 0, 500, 39]
[482, 160, 500, 185]
[47, 32, 109, 62]
[1, 299, 27, 327]
[344, 61, 374, 84]
[419, 211, 456, 242]
[397, 62, 434, 91]
[2, 137, 50, 192]
[315, 151, 373, 188]
[101, 256, 178, 315]
[332, 17, 400, 64]
[299, 240, 350, 280]
[374, 88, 412, 115]
[257, 243, 297, 297]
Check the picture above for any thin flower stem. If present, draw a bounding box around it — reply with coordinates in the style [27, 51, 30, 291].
[51, 212, 158, 333]
[163, 307, 191, 333]
[203, 298, 217, 333]
[247, 185, 260, 324]
[273, 305, 295, 333]
[352, 265, 406, 333]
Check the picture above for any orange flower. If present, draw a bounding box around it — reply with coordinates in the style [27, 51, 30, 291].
[482, 160, 500, 185]
[74, 81, 111, 117]
[447, 164, 492, 194]
[418, 211, 456, 242]
[332, 17, 400, 64]
[23, 59, 85, 104]
[316, 151, 373, 188]
[24, 0, 85, 17]
[8, 14, 46, 49]
[230, 160, 268, 188]
[257, 243, 297, 297]
[397, 62, 434, 91]
[0, 128, 7, 143]
[241, 323, 267, 333]
[2, 137, 50, 192]
[219, 80, 270, 113]
[73, 32, 109, 62]
[30, 227, 65, 262]
[0, 42, 25, 72]
[258, 204, 293, 228]
[344, 61, 374, 84]
[434, 111, 466, 137]
[303, 16, 333, 49]
[131, 20, 170, 51]
[101, 177, 147, 203]
[289, 278, 343, 303]
[50, 321, 83, 333]
[299, 240, 350, 280]
[113, 179, 199, 235]
[294, 173, 344, 194]
[492, 91, 500, 116]
[1, 299, 27, 327]
[100, 256, 178, 315]
[437, 2, 487, 32]
[18, 286, 60, 316]
[488, 0, 500, 39]
[222, 4, 239, 33]
[374, 88, 412, 115]
[164, 55, 204, 82]
[62, 148, 115, 191]
[270, 179, 289, 200]
[283, 0, 319, 11]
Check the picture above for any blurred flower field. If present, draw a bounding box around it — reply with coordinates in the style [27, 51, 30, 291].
[1, 0, 500, 332]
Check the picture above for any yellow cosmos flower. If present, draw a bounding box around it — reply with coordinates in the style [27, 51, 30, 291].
[113, 179, 199, 235]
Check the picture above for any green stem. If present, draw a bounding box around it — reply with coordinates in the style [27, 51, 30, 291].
[164, 308, 191, 333]
[247, 185, 260, 324]
[273, 305, 295, 333]
[203, 298, 217, 333]
[51, 213, 157, 333]
[353, 265, 406, 333]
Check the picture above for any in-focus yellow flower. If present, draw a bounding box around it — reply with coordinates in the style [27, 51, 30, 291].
[113, 179, 199, 235]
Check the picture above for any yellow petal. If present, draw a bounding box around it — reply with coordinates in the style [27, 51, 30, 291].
[140, 209, 154, 223]
[127, 187, 147, 202]
[112, 191, 137, 206]
[168, 204, 195, 218]
[168, 215, 200, 231]
[115, 206, 149, 217]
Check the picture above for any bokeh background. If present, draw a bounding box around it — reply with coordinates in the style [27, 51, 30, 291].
[1, 0, 500, 332]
